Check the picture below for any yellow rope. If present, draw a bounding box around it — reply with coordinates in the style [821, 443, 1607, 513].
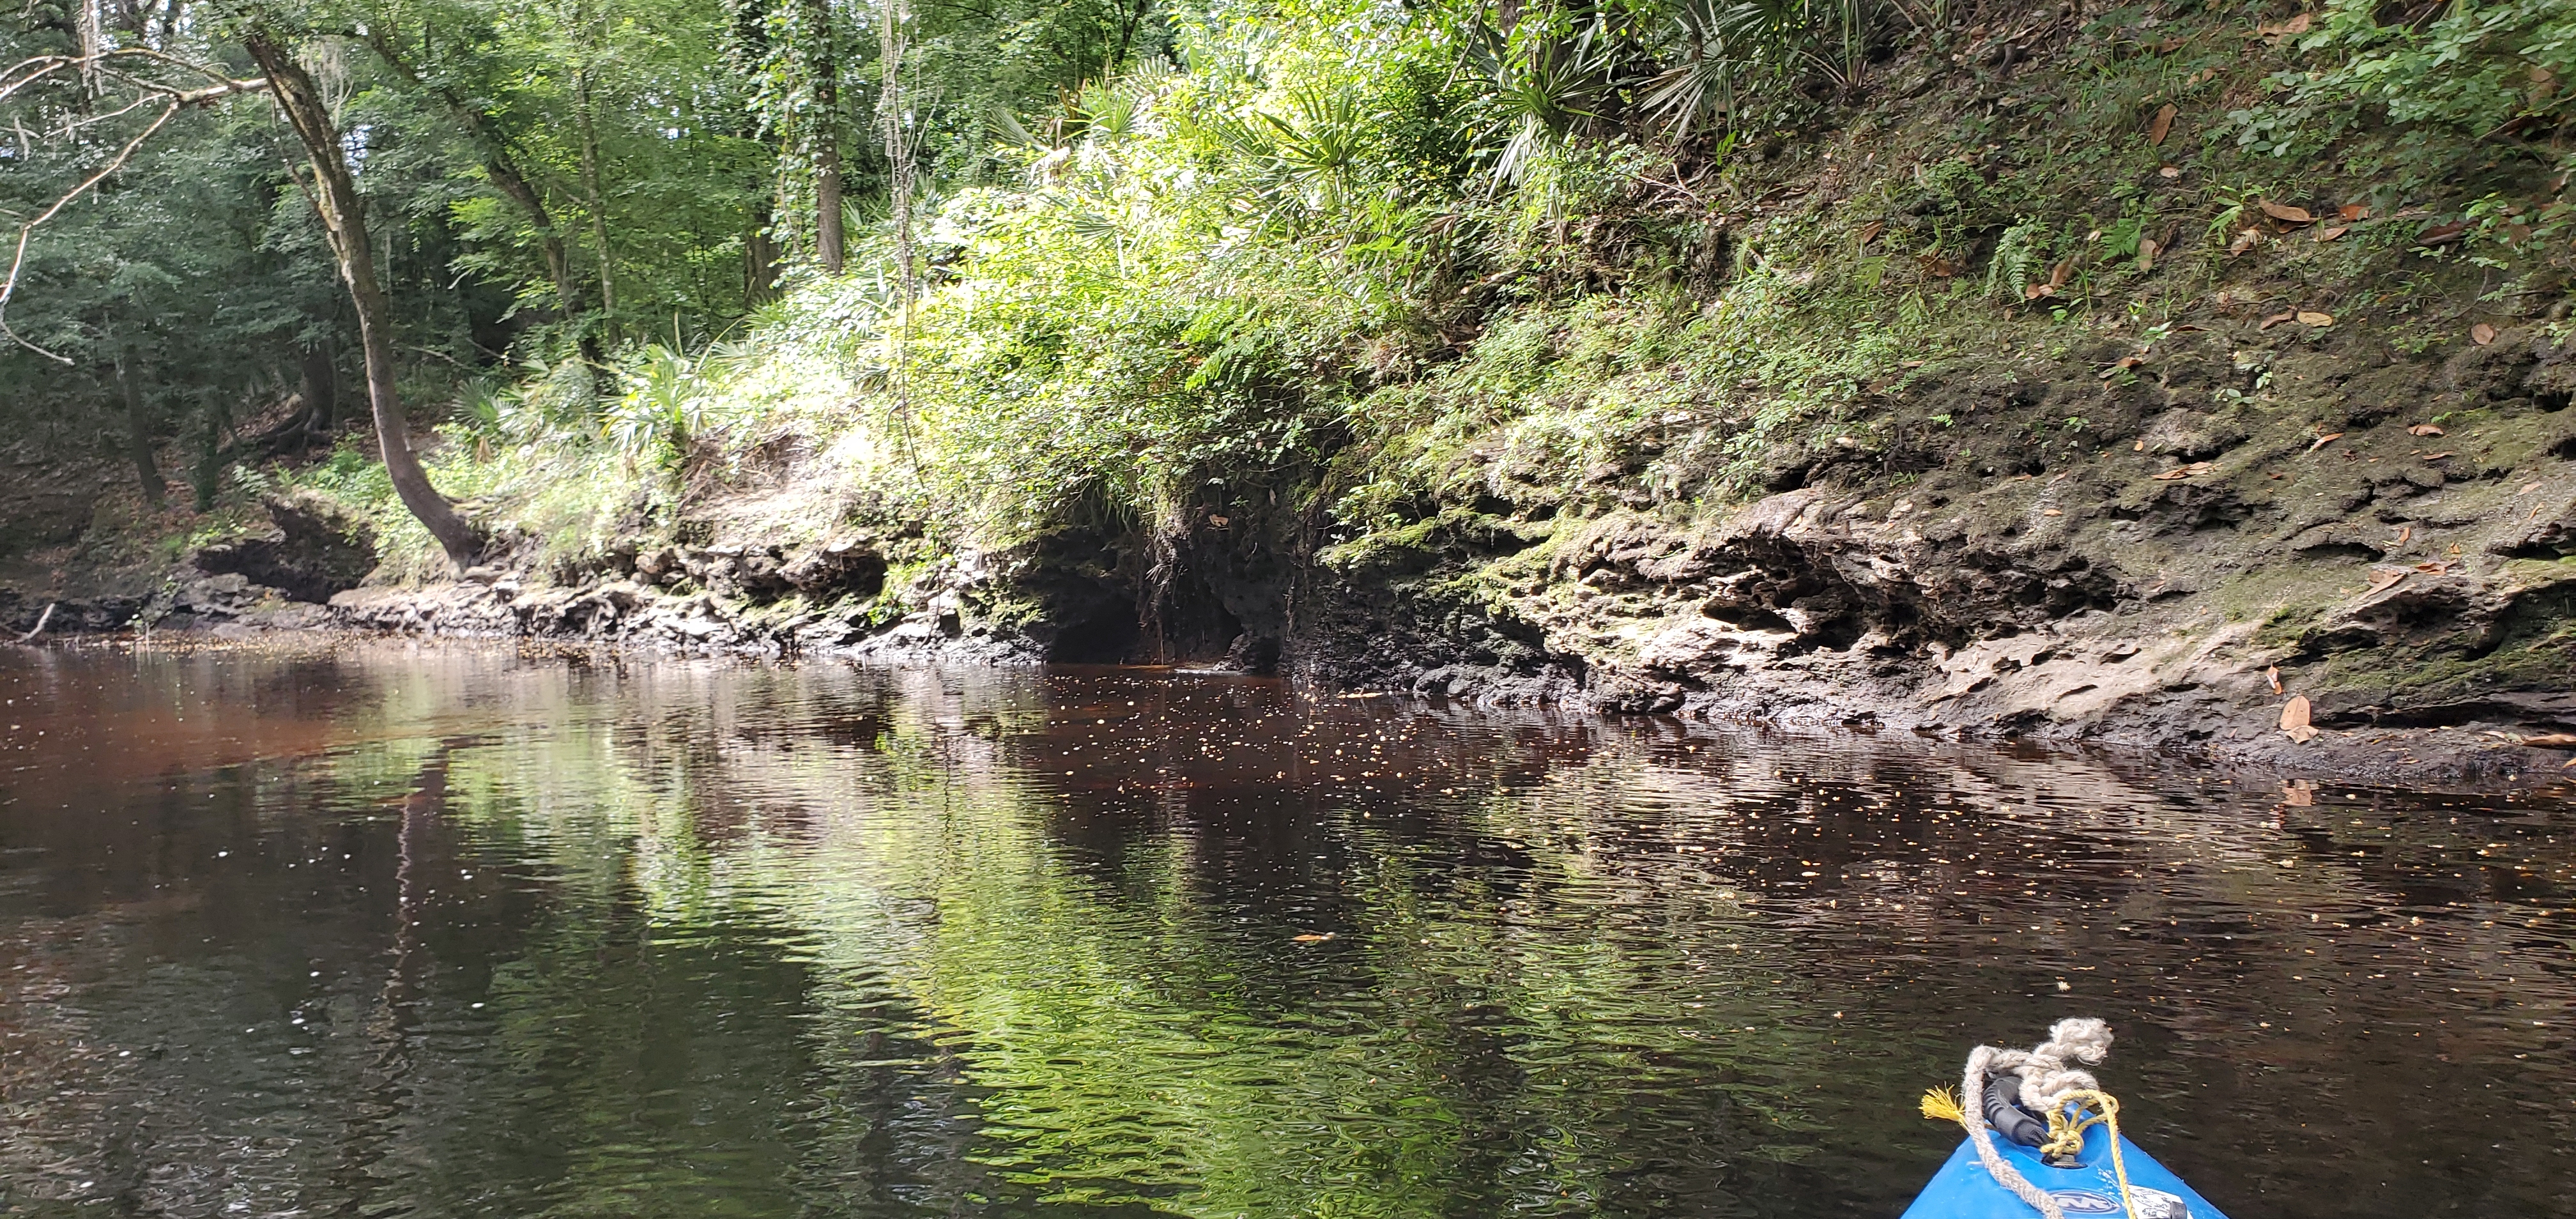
[2051, 1089, 2139, 1219]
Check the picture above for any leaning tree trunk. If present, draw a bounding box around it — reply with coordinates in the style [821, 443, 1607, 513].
[245, 32, 480, 571]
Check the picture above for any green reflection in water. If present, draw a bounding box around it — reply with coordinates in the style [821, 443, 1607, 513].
[3, 645, 2571, 1219]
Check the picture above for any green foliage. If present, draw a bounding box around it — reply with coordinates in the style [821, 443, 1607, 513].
[2234, 0, 2576, 170]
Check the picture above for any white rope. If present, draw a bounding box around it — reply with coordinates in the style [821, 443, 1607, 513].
[1958, 1018, 2117, 1219]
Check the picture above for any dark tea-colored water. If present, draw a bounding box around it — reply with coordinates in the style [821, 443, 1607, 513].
[1, 642, 2568, 1218]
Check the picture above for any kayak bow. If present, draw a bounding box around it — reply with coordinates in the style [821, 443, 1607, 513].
[1901, 1020, 2230, 1219]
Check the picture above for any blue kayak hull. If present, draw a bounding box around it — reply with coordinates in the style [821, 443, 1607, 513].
[1899, 1121, 2229, 1219]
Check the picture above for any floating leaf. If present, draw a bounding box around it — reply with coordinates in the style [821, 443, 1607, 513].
[2258, 199, 2314, 225]
[1291, 932, 1336, 943]
[2407, 423, 2444, 436]
[2471, 323, 2497, 346]
[2149, 103, 2177, 146]
[2308, 432, 2344, 451]
[2297, 310, 2333, 326]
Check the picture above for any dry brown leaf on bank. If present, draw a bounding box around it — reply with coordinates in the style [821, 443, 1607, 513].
[2159, 164, 2182, 179]
[2520, 481, 2545, 494]
[2134, 440, 2147, 450]
[2315, 225, 2349, 242]
[2228, 229, 2262, 256]
[2136, 238, 2160, 271]
[2149, 103, 2177, 146]
[2259, 310, 2297, 330]
[2099, 355, 2146, 378]
[2151, 462, 2213, 480]
[2408, 423, 2444, 436]
[1858, 220, 1885, 245]
[2338, 204, 2370, 221]
[2417, 220, 2468, 245]
[2025, 283, 2056, 300]
[2421, 451, 2451, 461]
[2043, 508, 2064, 516]
[1208, 514, 1231, 528]
[2281, 695, 2319, 744]
[2412, 561, 2451, 576]
[2518, 733, 2576, 750]
[2257, 12, 2313, 41]
[2298, 310, 2334, 326]
[2259, 199, 2315, 224]
[2393, 525, 2412, 546]
[2366, 567, 2410, 594]
[2266, 665, 2283, 694]
[2471, 323, 2497, 346]
[2308, 432, 2345, 451]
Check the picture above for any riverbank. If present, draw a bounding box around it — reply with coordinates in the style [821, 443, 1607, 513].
[6, 4, 2573, 788]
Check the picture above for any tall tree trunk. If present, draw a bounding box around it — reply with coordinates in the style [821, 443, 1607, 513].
[298, 343, 336, 432]
[804, 0, 843, 275]
[572, 66, 617, 315]
[114, 355, 164, 506]
[246, 31, 480, 571]
[746, 194, 779, 306]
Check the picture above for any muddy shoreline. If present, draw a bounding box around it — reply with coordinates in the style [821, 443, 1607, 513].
[10, 326, 2573, 792]
[7, 553, 2568, 793]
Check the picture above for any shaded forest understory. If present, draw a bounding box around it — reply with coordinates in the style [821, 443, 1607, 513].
[5, 0, 2575, 784]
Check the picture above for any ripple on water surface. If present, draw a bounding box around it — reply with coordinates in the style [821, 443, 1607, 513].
[0, 642, 2570, 1218]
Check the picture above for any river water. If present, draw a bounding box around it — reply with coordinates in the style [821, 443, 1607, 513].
[0, 641, 2567, 1218]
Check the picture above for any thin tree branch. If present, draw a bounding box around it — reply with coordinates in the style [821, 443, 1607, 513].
[45, 91, 155, 140]
[0, 56, 270, 363]
[0, 100, 179, 363]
